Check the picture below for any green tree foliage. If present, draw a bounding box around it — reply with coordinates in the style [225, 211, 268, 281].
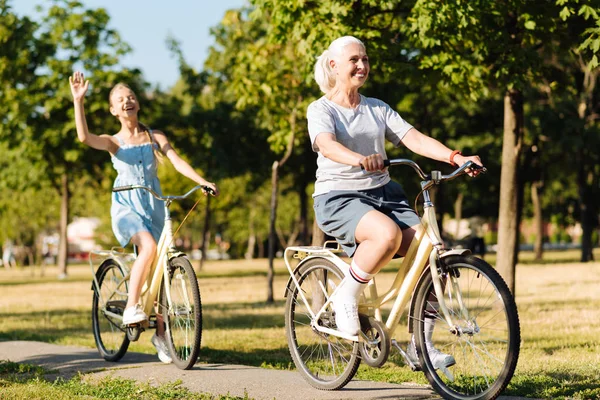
[202, 7, 321, 300]
[248, 0, 599, 289]
[0, 0, 138, 275]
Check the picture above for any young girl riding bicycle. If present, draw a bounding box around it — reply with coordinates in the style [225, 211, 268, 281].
[69, 71, 219, 363]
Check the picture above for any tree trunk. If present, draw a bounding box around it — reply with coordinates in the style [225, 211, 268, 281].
[578, 169, 596, 262]
[276, 222, 299, 249]
[496, 89, 524, 294]
[311, 218, 327, 310]
[57, 173, 70, 279]
[576, 65, 598, 262]
[267, 160, 280, 303]
[531, 181, 544, 261]
[311, 218, 325, 246]
[514, 159, 526, 265]
[267, 107, 298, 303]
[198, 195, 211, 270]
[245, 209, 256, 260]
[298, 175, 309, 245]
[257, 233, 265, 258]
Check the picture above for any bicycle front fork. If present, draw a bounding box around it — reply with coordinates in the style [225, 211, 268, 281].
[428, 250, 469, 331]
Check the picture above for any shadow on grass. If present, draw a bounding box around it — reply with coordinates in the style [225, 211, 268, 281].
[197, 346, 294, 370]
[0, 309, 91, 343]
[202, 300, 285, 330]
[506, 370, 600, 399]
[0, 277, 91, 287]
[0, 301, 290, 340]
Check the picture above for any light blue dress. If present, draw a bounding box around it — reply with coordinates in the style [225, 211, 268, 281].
[110, 132, 165, 247]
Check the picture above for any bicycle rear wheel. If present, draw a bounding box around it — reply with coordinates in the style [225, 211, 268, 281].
[161, 256, 202, 370]
[285, 257, 360, 390]
[91, 259, 130, 361]
[412, 255, 520, 400]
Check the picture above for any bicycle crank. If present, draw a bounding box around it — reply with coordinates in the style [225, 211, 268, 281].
[358, 314, 390, 368]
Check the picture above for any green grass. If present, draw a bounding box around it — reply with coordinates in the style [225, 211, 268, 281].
[1, 249, 600, 399]
[0, 361, 250, 399]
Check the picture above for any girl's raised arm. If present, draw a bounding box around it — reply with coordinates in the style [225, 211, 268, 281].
[70, 71, 118, 153]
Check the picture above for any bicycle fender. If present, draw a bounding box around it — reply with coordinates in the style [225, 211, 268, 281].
[167, 251, 187, 261]
[91, 257, 128, 291]
[406, 248, 471, 332]
[439, 248, 471, 258]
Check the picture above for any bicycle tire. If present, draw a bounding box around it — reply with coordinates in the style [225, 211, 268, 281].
[285, 257, 360, 390]
[91, 259, 130, 361]
[160, 256, 202, 370]
[412, 255, 520, 400]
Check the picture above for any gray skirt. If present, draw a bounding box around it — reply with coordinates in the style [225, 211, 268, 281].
[313, 180, 421, 257]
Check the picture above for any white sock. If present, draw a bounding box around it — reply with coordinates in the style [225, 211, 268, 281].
[349, 260, 374, 283]
[338, 260, 374, 301]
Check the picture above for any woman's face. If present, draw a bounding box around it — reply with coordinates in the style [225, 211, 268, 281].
[331, 42, 369, 90]
[109, 86, 139, 119]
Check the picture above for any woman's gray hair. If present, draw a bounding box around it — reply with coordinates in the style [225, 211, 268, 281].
[314, 36, 365, 94]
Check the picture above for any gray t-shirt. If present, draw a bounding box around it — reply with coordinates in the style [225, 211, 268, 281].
[307, 95, 413, 196]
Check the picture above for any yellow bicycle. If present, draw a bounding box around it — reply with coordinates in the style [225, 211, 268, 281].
[90, 184, 212, 370]
[283, 159, 520, 400]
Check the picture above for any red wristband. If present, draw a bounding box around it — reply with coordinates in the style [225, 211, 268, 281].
[449, 150, 462, 167]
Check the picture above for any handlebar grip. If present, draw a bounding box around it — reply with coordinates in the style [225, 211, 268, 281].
[202, 186, 216, 196]
[360, 159, 391, 170]
[466, 162, 487, 174]
[112, 185, 134, 192]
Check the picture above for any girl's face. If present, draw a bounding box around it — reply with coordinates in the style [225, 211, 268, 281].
[109, 86, 139, 119]
[331, 42, 369, 90]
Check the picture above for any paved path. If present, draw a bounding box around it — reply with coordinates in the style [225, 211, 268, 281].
[0, 341, 526, 400]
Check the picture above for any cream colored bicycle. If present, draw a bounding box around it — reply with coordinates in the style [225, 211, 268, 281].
[283, 159, 520, 400]
[90, 184, 213, 370]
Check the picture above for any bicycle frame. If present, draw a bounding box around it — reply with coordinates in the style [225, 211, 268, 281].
[284, 159, 478, 342]
[90, 184, 208, 327]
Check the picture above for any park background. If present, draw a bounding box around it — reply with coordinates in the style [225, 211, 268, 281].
[1, 0, 599, 399]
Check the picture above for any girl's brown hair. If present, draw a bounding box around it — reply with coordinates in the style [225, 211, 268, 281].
[109, 83, 163, 163]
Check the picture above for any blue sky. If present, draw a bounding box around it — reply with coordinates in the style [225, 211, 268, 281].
[11, 0, 247, 89]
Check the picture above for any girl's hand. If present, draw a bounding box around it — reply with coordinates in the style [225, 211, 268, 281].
[69, 71, 89, 102]
[358, 153, 385, 172]
[201, 182, 219, 196]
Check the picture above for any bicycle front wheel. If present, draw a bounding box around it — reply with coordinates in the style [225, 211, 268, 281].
[91, 259, 130, 361]
[285, 257, 360, 390]
[413, 255, 520, 400]
[161, 256, 202, 370]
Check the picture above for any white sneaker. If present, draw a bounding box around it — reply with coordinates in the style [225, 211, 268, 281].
[122, 304, 147, 326]
[407, 337, 456, 370]
[151, 333, 173, 364]
[332, 299, 360, 335]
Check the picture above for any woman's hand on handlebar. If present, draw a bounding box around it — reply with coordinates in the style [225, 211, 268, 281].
[455, 154, 484, 177]
[201, 182, 219, 196]
[358, 154, 386, 172]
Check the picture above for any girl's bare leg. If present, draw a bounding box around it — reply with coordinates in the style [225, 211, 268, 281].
[126, 231, 157, 309]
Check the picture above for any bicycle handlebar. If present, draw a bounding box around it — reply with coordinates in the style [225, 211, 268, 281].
[112, 184, 215, 200]
[382, 158, 486, 184]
